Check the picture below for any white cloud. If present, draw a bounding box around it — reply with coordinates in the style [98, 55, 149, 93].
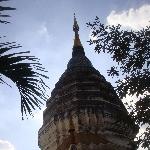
[122, 94, 137, 108]
[37, 23, 51, 43]
[122, 93, 150, 150]
[107, 4, 150, 30]
[16, 22, 52, 50]
[0, 140, 15, 150]
[122, 91, 150, 110]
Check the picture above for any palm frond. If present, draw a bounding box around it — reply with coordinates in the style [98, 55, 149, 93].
[0, 42, 49, 119]
[0, 0, 16, 24]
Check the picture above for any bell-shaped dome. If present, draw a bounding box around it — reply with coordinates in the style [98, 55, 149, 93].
[67, 46, 93, 69]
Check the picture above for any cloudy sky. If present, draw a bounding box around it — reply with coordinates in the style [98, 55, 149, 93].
[0, 0, 150, 150]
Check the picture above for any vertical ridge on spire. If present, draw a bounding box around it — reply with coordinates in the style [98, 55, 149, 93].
[73, 13, 82, 47]
[68, 115, 75, 141]
[68, 115, 77, 149]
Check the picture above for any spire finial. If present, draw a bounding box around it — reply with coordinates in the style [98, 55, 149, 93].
[73, 13, 79, 34]
[73, 13, 82, 47]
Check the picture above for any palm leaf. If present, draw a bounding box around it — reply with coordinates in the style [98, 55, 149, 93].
[0, 0, 16, 24]
[0, 42, 49, 119]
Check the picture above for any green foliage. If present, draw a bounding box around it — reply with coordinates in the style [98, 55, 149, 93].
[87, 16, 150, 149]
[0, 0, 49, 119]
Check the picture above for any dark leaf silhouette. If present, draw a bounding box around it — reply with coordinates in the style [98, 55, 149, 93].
[87, 17, 150, 149]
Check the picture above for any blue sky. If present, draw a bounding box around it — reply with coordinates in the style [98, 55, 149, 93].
[0, 0, 150, 150]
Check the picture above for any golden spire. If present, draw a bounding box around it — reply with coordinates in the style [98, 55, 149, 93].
[73, 13, 82, 47]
